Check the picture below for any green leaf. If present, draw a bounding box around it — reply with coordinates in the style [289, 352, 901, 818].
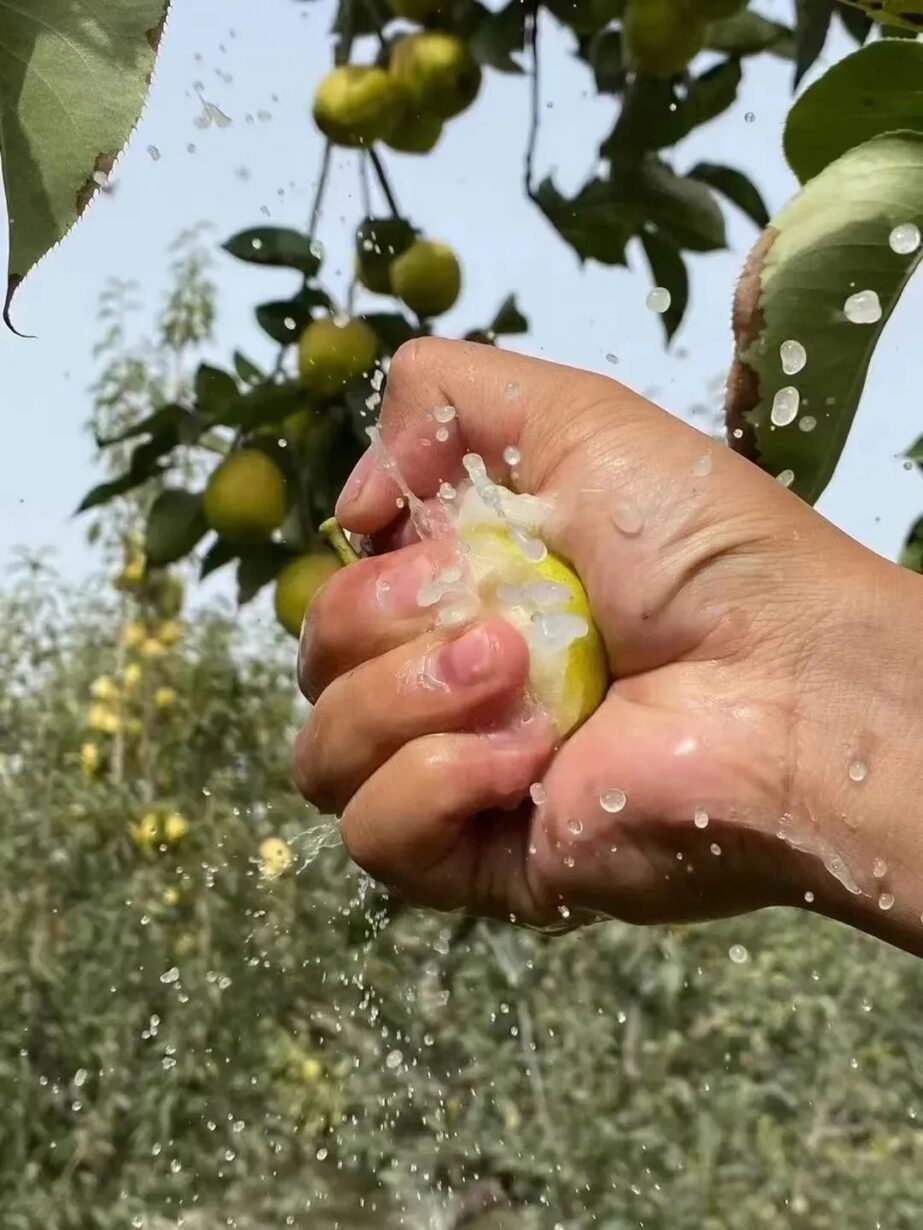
[222, 227, 321, 276]
[602, 60, 741, 160]
[838, 0, 923, 31]
[906, 435, 923, 462]
[237, 544, 296, 604]
[784, 41, 923, 183]
[577, 29, 626, 94]
[635, 159, 727, 252]
[0, 0, 170, 325]
[640, 233, 688, 343]
[195, 365, 238, 416]
[470, 0, 525, 73]
[361, 312, 419, 353]
[705, 11, 795, 57]
[94, 403, 186, 448]
[726, 132, 923, 505]
[794, 0, 834, 88]
[222, 381, 309, 432]
[256, 287, 332, 344]
[233, 352, 265, 385]
[200, 537, 239, 580]
[836, 3, 873, 42]
[145, 490, 208, 566]
[535, 177, 635, 265]
[489, 294, 529, 336]
[899, 515, 923, 573]
[688, 163, 770, 228]
[77, 434, 175, 512]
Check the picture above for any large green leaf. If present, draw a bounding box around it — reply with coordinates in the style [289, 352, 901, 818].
[640, 232, 688, 343]
[144, 489, 208, 566]
[794, 0, 834, 87]
[705, 11, 795, 57]
[222, 227, 322, 276]
[726, 132, 923, 504]
[784, 41, 923, 183]
[0, 0, 171, 325]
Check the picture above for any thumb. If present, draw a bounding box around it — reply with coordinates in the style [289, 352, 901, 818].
[334, 337, 621, 536]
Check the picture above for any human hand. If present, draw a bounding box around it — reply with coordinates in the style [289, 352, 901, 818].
[294, 339, 923, 952]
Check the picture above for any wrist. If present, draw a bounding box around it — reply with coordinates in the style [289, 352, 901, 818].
[787, 551, 923, 953]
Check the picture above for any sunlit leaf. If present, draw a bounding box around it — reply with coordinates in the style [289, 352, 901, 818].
[784, 41, 923, 183]
[0, 0, 171, 326]
[222, 227, 321, 276]
[726, 132, 923, 504]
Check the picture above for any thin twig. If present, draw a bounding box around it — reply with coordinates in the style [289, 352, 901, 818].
[308, 140, 334, 242]
[368, 146, 403, 218]
[524, 1, 541, 201]
[359, 151, 372, 218]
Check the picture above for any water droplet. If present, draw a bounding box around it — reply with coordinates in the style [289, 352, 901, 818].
[160, 967, 180, 985]
[503, 445, 522, 467]
[889, 222, 921, 256]
[848, 759, 868, 783]
[744, 111, 755, 123]
[798, 415, 817, 433]
[804, 891, 815, 904]
[438, 482, 457, 501]
[692, 453, 712, 477]
[504, 382, 521, 401]
[558, 903, 571, 919]
[435, 427, 450, 443]
[710, 843, 722, 856]
[612, 502, 644, 536]
[872, 858, 888, 878]
[646, 286, 672, 315]
[600, 788, 627, 814]
[776, 469, 795, 488]
[433, 404, 457, 423]
[385, 1049, 403, 1069]
[566, 817, 584, 836]
[605, 352, 619, 365]
[529, 782, 546, 806]
[693, 807, 709, 829]
[170, 1158, 182, 1174]
[729, 944, 749, 964]
[74, 1068, 88, 1087]
[780, 340, 807, 375]
[316, 1146, 329, 1161]
[563, 854, 575, 868]
[771, 386, 800, 427]
[879, 892, 895, 912]
[147, 145, 161, 162]
[844, 289, 882, 325]
[732, 427, 743, 439]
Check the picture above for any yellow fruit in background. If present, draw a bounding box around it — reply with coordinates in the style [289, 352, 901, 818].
[390, 33, 482, 120]
[123, 662, 143, 691]
[459, 525, 608, 740]
[87, 704, 120, 735]
[141, 638, 166, 659]
[132, 812, 160, 850]
[312, 65, 404, 147]
[122, 621, 146, 649]
[158, 620, 182, 647]
[162, 887, 181, 906]
[301, 1057, 324, 1082]
[204, 450, 289, 542]
[90, 675, 119, 703]
[274, 554, 341, 638]
[623, 0, 706, 76]
[260, 837, 293, 879]
[389, 239, 461, 318]
[388, 0, 448, 19]
[384, 109, 443, 155]
[163, 812, 190, 845]
[174, 931, 196, 958]
[125, 717, 143, 737]
[81, 741, 101, 778]
[155, 687, 177, 710]
[297, 317, 379, 400]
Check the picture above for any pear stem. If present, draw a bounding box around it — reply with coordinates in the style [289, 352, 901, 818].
[320, 517, 360, 567]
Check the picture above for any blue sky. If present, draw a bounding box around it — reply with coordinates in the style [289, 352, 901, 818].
[1, 0, 921, 616]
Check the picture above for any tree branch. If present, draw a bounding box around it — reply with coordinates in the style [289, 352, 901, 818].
[524, 1, 541, 202]
[368, 146, 403, 218]
[308, 140, 334, 243]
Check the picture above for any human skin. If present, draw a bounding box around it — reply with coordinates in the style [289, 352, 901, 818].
[293, 339, 923, 958]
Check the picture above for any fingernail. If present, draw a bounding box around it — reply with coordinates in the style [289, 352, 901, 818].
[335, 448, 375, 517]
[432, 627, 495, 688]
[375, 553, 437, 616]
